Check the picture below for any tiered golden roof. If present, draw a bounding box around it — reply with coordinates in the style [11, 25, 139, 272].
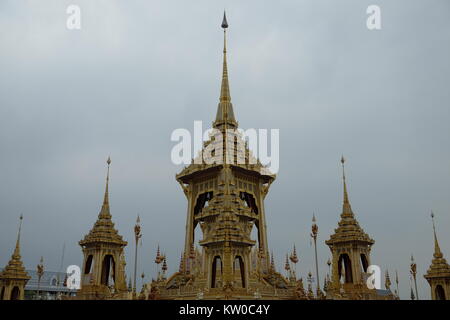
[326, 157, 374, 246]
[0, 216, 30, 282]
[79, 157, 127, 247]
[424, 213, 450, 279]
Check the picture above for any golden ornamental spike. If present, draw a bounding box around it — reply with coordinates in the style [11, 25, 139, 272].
[133, 214, 142, 297]
[410, 254, 419, 299]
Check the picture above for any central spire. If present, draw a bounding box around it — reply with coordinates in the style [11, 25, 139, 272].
[214, 11, 237, 129]
[220, 12, 230, 103]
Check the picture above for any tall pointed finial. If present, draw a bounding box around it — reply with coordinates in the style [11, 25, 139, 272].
[14, 214, 23, 256]
[104, 157, 111, 204]
[220, 11, 230, 103]
[340, 156, 353, 217]
[98, 157, 112, 218]
[214, 11, 237, 129]
[431, 211, 443, 258]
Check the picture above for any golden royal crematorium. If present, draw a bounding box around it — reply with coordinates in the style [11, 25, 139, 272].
[143, 13, 396, 301]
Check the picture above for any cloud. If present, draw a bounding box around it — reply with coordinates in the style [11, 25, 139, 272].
[1, 0, 449, 299]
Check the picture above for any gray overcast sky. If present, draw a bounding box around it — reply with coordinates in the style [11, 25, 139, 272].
[1, 0, 449, 300]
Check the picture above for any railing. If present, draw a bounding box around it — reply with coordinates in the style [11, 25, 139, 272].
[158, 286, 295, 299]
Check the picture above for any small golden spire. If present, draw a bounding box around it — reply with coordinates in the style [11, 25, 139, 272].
[385, 269, 391, 290]
[104, 157, 111, 205]
[340, 156, 353, 217]
[162, 256, 168, 272]
[98, 157, 112, 218]
[13, 214, 23, 257]
[284, 254, 291, 271]
[155, 244, 162, 264]
[431, 211, 443, 258]
[289, 244, 298, 264]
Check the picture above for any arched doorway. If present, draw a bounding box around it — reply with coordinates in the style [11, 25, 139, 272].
[360, 254, 369, 273]
[435, 285, 446, 300]
[239, 192, 258, 214]
[84, 255, 93, 274]
[10, 286, 20, 300]
[101, 254, 116, 286]
[0, 286, 5, 300]
[338, 254, 353, 283]
[234, 256, 246, 288]
[211, 256, 222, 288]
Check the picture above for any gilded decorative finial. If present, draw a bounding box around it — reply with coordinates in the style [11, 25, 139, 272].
[289, 244, 298, 264]
[340, 155, 353, 216]
[285, 254, 291, 271]
[155, 244, 162, 264]
[14, 214, 24, 256]
[395, 270, 400, 297]
[134, 214, 142, 242]
[311, 213, 318, 239]
[102, 157, 111, 210]
[37, 256, 44, 279]
[162, 256, 168, 272]
[385, 269, 391, 290]
[410, 254, 416, 273]
[431, 210, 442, 258]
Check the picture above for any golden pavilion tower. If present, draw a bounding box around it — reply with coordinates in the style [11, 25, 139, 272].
[0, 215, 31, 300]
[149, 13, 301, 300]
[77, 157, 128, 299]
[424, 212, 450, 300]
[325, 157, 394, 300]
